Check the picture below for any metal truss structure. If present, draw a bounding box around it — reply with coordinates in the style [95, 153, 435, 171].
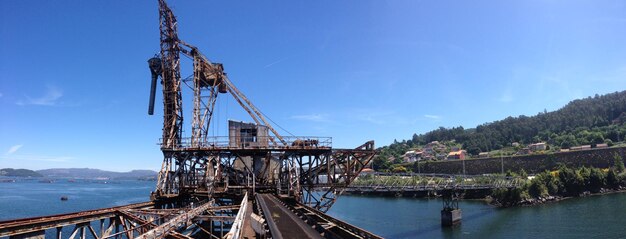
[147, 0, 377, 214]
[0, 1, 378, 238]
[0, 197, 247, 239]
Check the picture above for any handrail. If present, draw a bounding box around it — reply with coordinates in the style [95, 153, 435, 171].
[224, 192, 248, 239]
[159, 136, 332, 149]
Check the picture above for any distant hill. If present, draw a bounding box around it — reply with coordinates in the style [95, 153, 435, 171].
[36, 168, 157, 179]
[0, 168, 43, 177]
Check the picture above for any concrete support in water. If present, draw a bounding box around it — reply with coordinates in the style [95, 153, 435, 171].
[441, 208, 462, 226]
[441, 190, 462, 226]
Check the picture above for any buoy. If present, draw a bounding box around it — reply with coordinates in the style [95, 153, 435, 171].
[60, 196, 68, 201]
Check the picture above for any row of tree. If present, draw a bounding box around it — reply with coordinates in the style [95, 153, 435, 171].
[492, 155, 626, 207]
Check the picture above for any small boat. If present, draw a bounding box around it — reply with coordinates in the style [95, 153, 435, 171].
[60, 196, 69, 201]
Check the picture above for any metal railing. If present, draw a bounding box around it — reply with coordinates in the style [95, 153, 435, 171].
[349, 174, 525, 192]
[224, 192, 248, 239]
[159, 136, 332, 149]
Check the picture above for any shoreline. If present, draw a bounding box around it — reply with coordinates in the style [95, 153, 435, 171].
[341, 187, 626, 208]
[491, 187, 626, 208]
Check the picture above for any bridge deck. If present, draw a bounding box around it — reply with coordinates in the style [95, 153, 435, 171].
[256, 194, 323, 239]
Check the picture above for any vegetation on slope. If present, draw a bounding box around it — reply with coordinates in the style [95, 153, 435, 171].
[375, 91, 626, 171]
[491, 154, 626, 207]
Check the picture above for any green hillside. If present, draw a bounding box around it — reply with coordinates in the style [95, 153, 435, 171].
[376, 90, 626, 171]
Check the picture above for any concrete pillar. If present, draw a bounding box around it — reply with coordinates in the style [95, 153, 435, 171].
[441, 209, 462, 226]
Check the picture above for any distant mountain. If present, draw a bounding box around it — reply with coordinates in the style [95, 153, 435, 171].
[0, 168, 43, 177]
[36, 168, 157, 179]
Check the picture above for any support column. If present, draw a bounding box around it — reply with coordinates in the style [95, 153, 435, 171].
[441, 190, 462, 227]
[100, 219, 105, 236]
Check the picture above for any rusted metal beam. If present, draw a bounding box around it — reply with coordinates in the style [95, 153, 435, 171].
[0, 202, 153, 238]
[136, 200, 214, 239]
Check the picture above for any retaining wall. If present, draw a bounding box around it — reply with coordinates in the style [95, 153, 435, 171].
[415, 146, 626, 175]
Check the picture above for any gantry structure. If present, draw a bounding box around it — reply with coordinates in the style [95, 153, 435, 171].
[147, 0, 377, 213]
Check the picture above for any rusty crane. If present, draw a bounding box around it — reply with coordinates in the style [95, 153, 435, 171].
[146, 0, 377, 213]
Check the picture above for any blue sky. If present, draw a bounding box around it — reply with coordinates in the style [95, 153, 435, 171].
[1, 0, 625, 171]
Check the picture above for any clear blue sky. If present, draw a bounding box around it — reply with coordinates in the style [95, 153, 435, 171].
[1, 0, 625, 171]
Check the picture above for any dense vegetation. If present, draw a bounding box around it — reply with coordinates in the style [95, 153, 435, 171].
[491, 154, 626, 207]
[375, 91, 626, 170]
[0, 168, 42, 177]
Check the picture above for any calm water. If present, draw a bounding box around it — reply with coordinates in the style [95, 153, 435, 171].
[0, 179, 153, 220]
[1, 179, 625, 238]
[327, 194, 626, 239]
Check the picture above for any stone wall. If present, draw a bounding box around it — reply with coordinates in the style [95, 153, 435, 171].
[416, 146, 626, 175]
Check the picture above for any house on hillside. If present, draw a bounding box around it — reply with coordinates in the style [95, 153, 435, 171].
[528, 142, 547, 151]
[478, 152, 490, 158]
[518, 142, 546, 155]
[424, 141, 445, 153]
[402, 150, 422, 163]
[447, 150, 466, 160]
[422, 141, 447, 160]
[595, 143, 608, 149]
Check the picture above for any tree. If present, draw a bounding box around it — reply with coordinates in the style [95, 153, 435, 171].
[546, 175, 561, 195]
[579, 166, 591, 189]
[607, 169, 619, 189]
[391, 165, 408, 173]
[614, 153, 625, 173]
[491, 188, 527, 207]
[587, 132, 604, 147]
[465, 145, 481, 156]
[588, 167, 606, 193]
[372, 156, 391, 171]
[558, 166, 584, 196]
[519, 169, 528, 179]
[412, 133, 419, 145]
[528, 179, 548, 198]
